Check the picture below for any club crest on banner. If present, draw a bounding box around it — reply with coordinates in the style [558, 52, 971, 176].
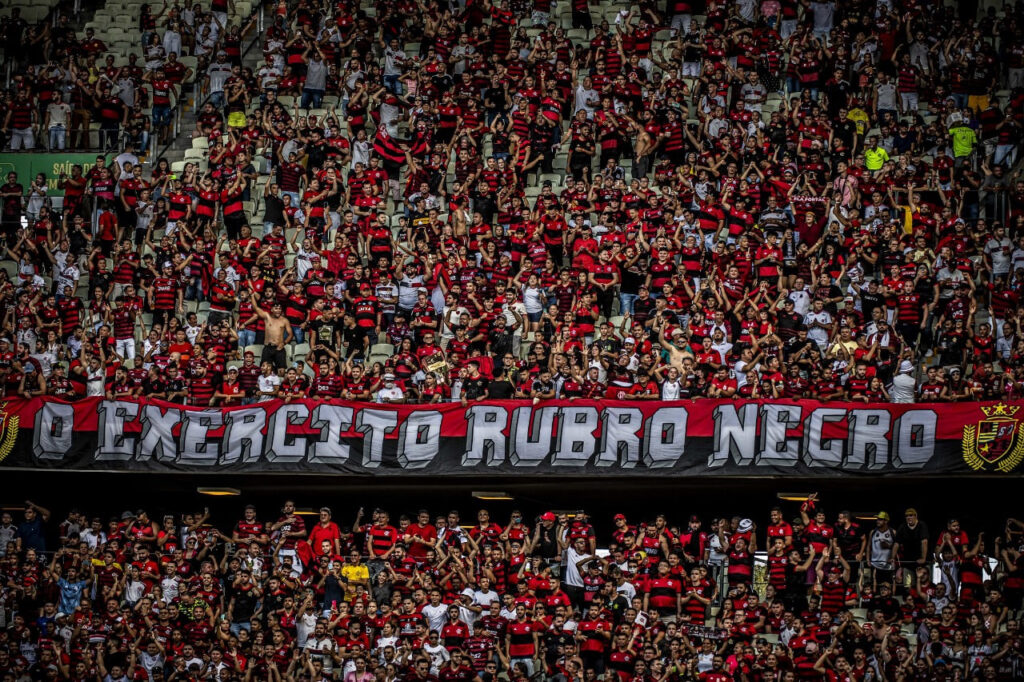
[0, 405, 18, 464]
[962, 403, 1024, 473]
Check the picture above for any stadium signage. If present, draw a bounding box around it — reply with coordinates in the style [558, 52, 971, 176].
[0, 398, 1018, 475]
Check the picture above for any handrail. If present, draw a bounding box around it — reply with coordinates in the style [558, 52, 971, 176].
[149, 3, 265, 168]
[2, 0, 67, 89]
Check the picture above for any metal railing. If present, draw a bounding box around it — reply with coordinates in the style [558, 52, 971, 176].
[2, 0, 69, 89]
[149, 3, 265, 164]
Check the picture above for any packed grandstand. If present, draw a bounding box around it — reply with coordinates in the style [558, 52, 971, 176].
[0, 0, 1020, 405]
[1, 0, 1024, 677]
[1, 498, 1024, 681]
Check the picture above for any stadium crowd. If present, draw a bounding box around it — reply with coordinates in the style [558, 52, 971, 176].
[0, 0, 1023, 404]
[1, 496, 1023, 681]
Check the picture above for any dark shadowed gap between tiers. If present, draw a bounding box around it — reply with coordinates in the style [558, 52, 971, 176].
[2, 469, 1020, 543]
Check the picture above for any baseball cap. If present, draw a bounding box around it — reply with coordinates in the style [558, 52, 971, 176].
[613, 513, 626, 521]
[541, 511, 556, 522]
[877, 511, 890, 521]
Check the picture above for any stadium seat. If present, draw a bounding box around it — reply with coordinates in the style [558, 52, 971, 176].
[179, 56, 198, 83]
[371, 343, 395, 357]
[368, 354, 390, 368]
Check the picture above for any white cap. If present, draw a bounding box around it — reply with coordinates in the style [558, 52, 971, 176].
[899, 360, 914, 374]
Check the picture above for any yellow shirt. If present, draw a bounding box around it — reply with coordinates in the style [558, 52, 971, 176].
[847, 108, 870, 135]
[949, 125, 977, 158]
[828, 339, 858, 359]
[340, 564, 369, 600]
[864, 146, 889, 171]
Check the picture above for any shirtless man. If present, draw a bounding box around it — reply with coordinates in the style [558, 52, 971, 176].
[629, 115, 656, 179]
[656, 317, 695, 371]
[255, 301, 293, 369]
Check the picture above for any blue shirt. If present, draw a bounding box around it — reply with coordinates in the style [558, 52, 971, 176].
[57, 577, 88, 613]
[17, 517, 45, 552]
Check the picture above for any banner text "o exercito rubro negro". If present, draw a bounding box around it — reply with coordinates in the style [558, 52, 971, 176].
[0, 398, 1020, 476]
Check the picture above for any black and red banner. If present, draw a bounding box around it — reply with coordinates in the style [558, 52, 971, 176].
[0, 397, 1021, 476]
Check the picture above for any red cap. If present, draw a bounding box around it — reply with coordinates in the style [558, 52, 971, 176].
[541, 512, 556, 522]
[614, 514, 627, 521]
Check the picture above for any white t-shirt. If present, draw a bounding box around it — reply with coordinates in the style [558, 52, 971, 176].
[85, 367, 106, 397]
[708, 532, 729, 565]
[206, 61, 232, 93]
[890, 374, 917, 403]
[305, 637, 337, 672]
[661, 379, 681, 400]
[473, 588, 499, 609]
[985, 237, 1012, 274]
[421, 603, 448, 634]
[574, 86, 599, 116]
[804, 311, 832, 347]
[375, 386, 404, 403]
[138, 651, 165, 676]
[57, 264, 80, 294]
[257, 374, 281, 401]
[46, 101, 71, 127]
[375, 282, 398, 314]
[257, 64, 282, 90]
[423, 642, 450, 674]
[869, 528, 895, 569]
[564, 546, 590, 588]
[787, 289, 811, 316]
[160, 576, 180, 602]
[384, 47, 406, 76]
[296, 611, 317, 649]
[522, 286, 545, 314]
